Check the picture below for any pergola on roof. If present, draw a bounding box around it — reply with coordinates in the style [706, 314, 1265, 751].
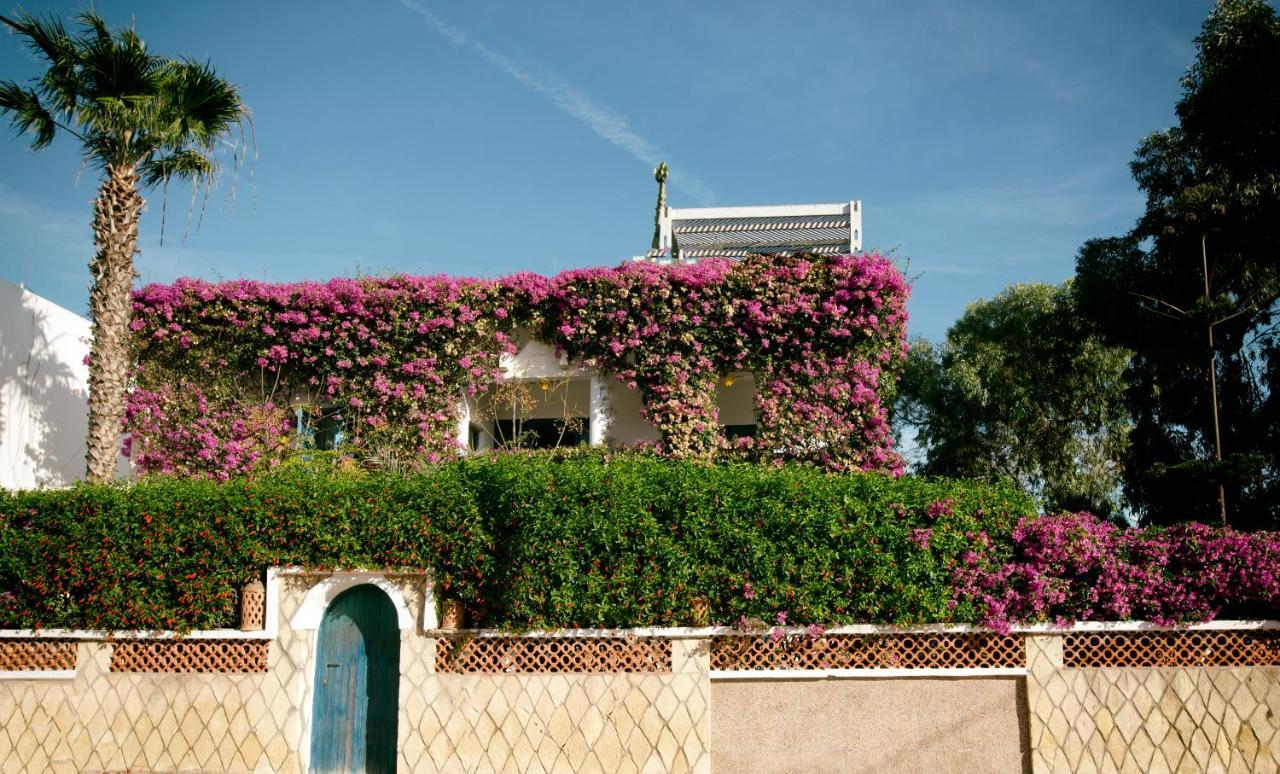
[647, 201, 863, 261]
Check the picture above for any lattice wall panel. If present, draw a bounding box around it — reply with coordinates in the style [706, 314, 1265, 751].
[110, 639, 269, 673]
[1064, 630, 1280, 668]
[711, 632, 1026, 670]
[0, 639, 77, 671]
[435, 637, 672, 674]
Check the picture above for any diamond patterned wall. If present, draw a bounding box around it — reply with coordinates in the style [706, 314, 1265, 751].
[0, 578, 316, 773]
[0, 576, 711, 773]
[1026, 634, 1280, 773]
[398, 636, 711, 772]
[9, 573, 1275, 774]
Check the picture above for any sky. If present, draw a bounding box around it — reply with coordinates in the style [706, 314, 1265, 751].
[0, 0, 1211, 343]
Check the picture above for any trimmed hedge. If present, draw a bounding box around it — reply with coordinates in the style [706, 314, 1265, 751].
[0, 452, 1031, 631]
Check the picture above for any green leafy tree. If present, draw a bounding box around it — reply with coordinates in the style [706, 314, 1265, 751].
[0, 11, 250, 481]
[1074, 0, 1280, 528]
[898, 282, 1132, 517]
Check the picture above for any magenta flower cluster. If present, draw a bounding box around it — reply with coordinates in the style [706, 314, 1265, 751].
[126, 253, 909, 478]
[517, 254, 909, 466]
[952, 512, 1280, 634]
[124, 382, 293, 481]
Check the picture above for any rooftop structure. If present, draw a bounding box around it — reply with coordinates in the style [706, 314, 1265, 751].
[652, 201, 862, 261]
[642, 163, 862, 262]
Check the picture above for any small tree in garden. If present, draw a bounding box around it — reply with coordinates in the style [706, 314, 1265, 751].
[0, 11, 250, 481]
[472, 377, 588, 451]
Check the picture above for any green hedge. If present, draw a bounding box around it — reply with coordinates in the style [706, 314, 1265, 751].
[0, 453, 1033, 631]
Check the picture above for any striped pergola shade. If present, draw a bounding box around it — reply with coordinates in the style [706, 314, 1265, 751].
[643, 202, 862, 262]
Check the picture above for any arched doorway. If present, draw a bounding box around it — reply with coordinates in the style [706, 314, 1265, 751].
[309, 584, 400, 773]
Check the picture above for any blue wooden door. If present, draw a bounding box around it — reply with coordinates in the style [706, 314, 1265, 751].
[310, 585, 400, 773]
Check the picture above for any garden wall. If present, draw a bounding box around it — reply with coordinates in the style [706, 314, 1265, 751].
[1, 571, 1278, 773]
[711, 677, 1029, 771]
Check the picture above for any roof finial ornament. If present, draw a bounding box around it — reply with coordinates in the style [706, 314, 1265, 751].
[651, 161, 668, 251]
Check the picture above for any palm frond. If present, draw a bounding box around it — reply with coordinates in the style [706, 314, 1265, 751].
[139, 148, 214, 188]
[157, 59, 248, 147]
[72, 10, 111, 44]
[77, 20, 159, 103]
[2, 12, 85, 115]
[0, 81, 58, 149]
[0, 13, 75, 65]
[3, 10, 249, 187]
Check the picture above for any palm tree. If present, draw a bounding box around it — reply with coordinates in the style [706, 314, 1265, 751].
[0, 11, 250, 481]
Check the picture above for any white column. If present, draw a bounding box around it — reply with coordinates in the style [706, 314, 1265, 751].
[589, 375, 610, 447]
[849, 200, 862, 251]
[456, 395, 471, 453]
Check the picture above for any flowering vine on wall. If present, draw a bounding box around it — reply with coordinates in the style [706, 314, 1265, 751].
[126, 253, 909, 479]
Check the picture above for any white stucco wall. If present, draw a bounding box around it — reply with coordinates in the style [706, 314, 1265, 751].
[0, 278, 127, 489]
[605, 380, 660, 446]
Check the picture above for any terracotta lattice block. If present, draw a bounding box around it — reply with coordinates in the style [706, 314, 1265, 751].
[110, 639, 270, 673]
[435, 636, 673, 674]
[1063, 630, 1280, 668]
[710, 632, 1026, 670]
[0, 639, 77, 671]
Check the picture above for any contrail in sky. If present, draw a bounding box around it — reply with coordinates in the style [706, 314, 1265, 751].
[398, 0, 717, 205]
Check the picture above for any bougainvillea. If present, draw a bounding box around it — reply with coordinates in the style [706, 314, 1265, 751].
[128, 274, 511, 478]
[953, 511, 1280, 634]
[126, 253, 910, 477]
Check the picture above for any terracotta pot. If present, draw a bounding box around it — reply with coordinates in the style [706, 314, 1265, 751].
[240, 579, 265, 631]
[690, 596, 711, 627]
[441, 599, 466, 630]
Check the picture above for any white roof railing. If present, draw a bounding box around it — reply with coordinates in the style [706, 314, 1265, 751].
[650, 200, 862, 260]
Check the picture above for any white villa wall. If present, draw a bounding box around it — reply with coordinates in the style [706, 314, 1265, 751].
[498, 339, 578, 380]
[605, 380, 661, 446]
[0, 279, 127, 489]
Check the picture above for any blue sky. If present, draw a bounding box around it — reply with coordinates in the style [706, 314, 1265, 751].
[0, 0, 1209, 342]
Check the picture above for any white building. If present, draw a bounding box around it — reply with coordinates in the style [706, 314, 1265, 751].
[0, 278, 128, 489]
[456, 198, 864, 453]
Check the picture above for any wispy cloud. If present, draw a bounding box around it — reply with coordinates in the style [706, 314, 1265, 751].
[397, 0, 716, 204]
[903, 164, 1142, 233]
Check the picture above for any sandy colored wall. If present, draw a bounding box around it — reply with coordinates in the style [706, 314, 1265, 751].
[0, 579, 318, 772]
[5, 578, 1280, 774]
[0, 577, 711, 774]
[714, 373, 756, 427]
[397, 637, 710, 772]
[711, 676, 1030, 773]
[1026, 634, 1280, 773]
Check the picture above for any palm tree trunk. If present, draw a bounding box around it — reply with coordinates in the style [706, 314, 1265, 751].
[85, 164, 143, 482]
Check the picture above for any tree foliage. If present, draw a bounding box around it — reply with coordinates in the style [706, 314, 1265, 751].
[899, 282, 1132, 517]
[1074, 0, 1280, 529]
